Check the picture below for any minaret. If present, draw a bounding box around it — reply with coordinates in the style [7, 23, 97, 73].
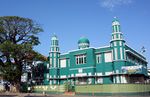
[49, 34, 60, 84]
[110, 17, 126, 61]
[50, 34, 60, 67]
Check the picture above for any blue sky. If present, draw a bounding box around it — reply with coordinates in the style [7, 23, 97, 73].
[0, 0, 150, 67]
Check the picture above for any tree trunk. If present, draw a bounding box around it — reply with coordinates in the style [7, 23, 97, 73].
[14, 82, 21, 93]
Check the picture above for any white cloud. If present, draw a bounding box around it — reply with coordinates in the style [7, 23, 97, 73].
[100, 0, 133, 10]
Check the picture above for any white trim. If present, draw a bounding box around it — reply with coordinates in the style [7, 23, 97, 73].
[50, 51, 60, 53]
[120, 75, 127, 83]
[78, 68, 83, 73]
[112, 49, 114, 60]
[76, 73, 87, 77]
[105, 72, 113, 75]
[116, 76, 120, 83]
[88, 73, 92, 76]
[112, 21, 120, 26]
[114, 42, 117, 46]
[114, 48, 117, 60]
[60, 46, 110, 56]
[60, 53, 69, 56]
[125, 50, 147, 62]
[119, 41, 122, 46]
[113, 77, 116, 83]
[125, 44, 146, 59]
[50, 58, 52, 65]
[60, 75, 66, 78]
[53, 53, 56, 57]
[113, 25, 116, 32]
[69, 66, 95, 70]
[112, 32, 123, 35]
[110, 39, 124, 42]
[97, 72, 103, 76]
[124, 48, 126, 60]
[95, 50, 112, 54]
[47, 73, 49, 79]
[50, 53, 52, 57]
[112, 59, 126, 62]
[53, 58, 56, 67]
[118, 34, 121, 39]
[51, 45, 59, 48]
[117, 26, 119, 32]
[71, 74, 74, 77]
[116, 70, 119, 73]
[79, 43, 89, 46]
[120, 48, 123, 60]
[47, 63, 49, 69]
[114, 34, 116, 39]
[49, 67, 58, 69]
[68, 47, 94, 53]
[58, 59, 60, 67]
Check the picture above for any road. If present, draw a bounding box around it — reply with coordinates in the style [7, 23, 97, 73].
[0, 93, 150, 97]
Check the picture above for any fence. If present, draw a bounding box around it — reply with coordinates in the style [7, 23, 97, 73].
[32, 85, 65, 94]
[32, 84, 150, 96]
[75, 84, 150, 96]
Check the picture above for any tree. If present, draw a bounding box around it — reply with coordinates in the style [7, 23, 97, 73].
[0, 16, 43, 92]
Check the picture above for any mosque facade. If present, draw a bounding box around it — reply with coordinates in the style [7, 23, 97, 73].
[43, 18, 148, 85]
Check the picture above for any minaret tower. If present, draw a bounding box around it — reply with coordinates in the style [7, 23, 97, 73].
[49, 34, 60, 84]
[110, 17, 126, 61]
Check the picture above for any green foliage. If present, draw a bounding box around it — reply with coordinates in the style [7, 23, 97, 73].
[0, 62, 20, 82]
[0, 16, 43, 91]
[64, 81, 74, 92]
[0, 16, 43, 44]
[31, 51, 47, 61]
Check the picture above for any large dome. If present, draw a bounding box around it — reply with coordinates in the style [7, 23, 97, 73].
[78, 37, 90, 49]
[78, 37, 90, 44]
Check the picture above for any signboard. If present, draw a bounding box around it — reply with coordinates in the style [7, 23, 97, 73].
[121, 65, 142, 74]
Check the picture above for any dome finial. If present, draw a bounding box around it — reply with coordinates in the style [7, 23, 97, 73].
[113, 16, 118, 21]
[51, 32, 58, 40]
[53, 32, 56, 36]
[114, 16, 117, 19]
[112, 16, 120, 24]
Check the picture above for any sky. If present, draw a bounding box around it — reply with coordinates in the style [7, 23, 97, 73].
[0, 0, 150, 67]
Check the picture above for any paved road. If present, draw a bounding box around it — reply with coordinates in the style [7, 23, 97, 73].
[0, 93, 150, 97]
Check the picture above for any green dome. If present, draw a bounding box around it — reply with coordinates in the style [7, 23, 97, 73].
[51, 35, 58, 40]
[112, 17, 120, 23]
[78, 37, 90, 44]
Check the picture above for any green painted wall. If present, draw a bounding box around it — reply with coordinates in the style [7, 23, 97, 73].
[33, 84, 150, 96]
[75, 84, 150, 93]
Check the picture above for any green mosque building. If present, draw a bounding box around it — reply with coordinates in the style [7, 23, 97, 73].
[43, 18, 148, 85]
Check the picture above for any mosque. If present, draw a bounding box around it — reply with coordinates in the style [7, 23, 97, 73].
[43, 18, 148, 85]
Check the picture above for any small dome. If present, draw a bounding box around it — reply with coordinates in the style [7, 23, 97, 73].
[112, 17, 120, 26]
[78, 37, 90, 44]
[51, 35, 58, 40]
